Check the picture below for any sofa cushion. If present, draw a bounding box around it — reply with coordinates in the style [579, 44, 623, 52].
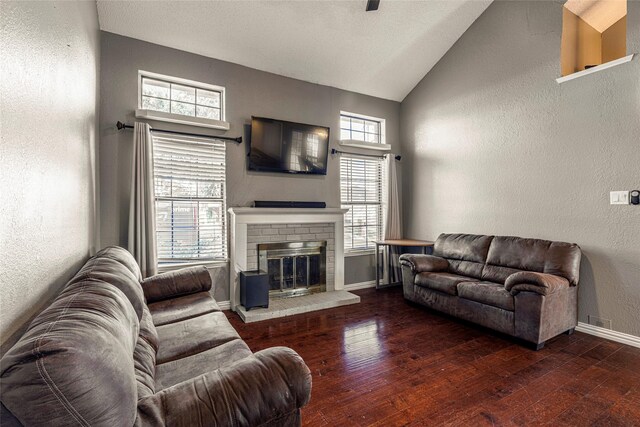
[448, 259, 485, 280]
[148, 291, 220, 326]
[138, 306, 159, 352]
[142, 266, 212, 304]
[94, 246, 143, 280]
[484, 236, 581, 285]
[481, 264, 522, 284]
[155, 339, 253, 390]
[415, 272, 478, 295]
[156, 311, 241, 364]
[457, 281, 515, 311]
[486, 236, 551, 272]
[0, 280, 139, 426]
[68, 246, 146, 320]
[134, 307, 158, 398]
[433, 233, 494, 263]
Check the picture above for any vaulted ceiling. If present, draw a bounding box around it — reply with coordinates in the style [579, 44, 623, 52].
[97, 0, 492, 102]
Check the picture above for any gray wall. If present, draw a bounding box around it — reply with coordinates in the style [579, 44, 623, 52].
[99, 32, 400, 298]
[401, 1, 640, 336]
[0, 1, 100, 349]
[344, 254, 377, 285]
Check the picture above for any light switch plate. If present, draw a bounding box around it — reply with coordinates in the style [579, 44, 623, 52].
[610, 191, 629, 205]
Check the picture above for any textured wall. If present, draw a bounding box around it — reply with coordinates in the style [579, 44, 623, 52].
[0, 1, 100, 348]
[99, 32, 400, 299]
[401, 1, 640, 336]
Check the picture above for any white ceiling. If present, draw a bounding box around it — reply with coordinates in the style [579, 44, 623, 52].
[97, 0, 492, 102]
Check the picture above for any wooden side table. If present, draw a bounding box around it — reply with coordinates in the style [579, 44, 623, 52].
[374, 239, 435, 289]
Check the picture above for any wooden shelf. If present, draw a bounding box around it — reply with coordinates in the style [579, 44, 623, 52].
[556, 54, 635, 84]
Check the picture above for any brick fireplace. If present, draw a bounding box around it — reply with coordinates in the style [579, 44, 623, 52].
[228, 207, 347, 312]
[258, 240, 327, 298]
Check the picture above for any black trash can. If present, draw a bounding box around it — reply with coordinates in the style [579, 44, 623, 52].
[240, 270, 269, 310]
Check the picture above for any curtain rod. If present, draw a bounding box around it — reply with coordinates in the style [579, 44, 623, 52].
[331, 148, 401, 161]
[116, 121, 242, 144]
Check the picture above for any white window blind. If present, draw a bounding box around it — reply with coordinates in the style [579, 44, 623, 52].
[340, 156, 383, 251]
[152, 133, 227, 264]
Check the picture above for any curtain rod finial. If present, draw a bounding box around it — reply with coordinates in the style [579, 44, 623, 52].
[116, 121, 126, 130]
[395, 155, 402, 161]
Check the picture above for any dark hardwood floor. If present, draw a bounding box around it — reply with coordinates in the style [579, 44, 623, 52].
[226, 287, 640, 426]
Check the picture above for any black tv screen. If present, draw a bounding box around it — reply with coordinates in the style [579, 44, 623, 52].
[249, 116, 329, 175]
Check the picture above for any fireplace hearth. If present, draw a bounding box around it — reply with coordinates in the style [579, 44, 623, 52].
[258, 241, 327, 298]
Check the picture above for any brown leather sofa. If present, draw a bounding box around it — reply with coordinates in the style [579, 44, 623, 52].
[0, 246, 311, 426]
[399, 234, 581, 349]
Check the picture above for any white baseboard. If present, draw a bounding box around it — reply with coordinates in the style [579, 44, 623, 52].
[344, 280, 377, 291]
[576, 322, 640, 349]
[217, 300, 231, 310]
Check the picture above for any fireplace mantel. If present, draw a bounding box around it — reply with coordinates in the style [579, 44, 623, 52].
[228, 207, 348, 311]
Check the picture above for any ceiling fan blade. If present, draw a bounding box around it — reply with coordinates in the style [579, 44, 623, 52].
[366, 0, 380, 12]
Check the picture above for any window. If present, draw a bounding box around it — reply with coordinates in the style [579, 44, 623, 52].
[340, 156, 383, 252]
[137, 71, 229, 130]
[152, 133, 227, 264]
[340, 112, 384, 144]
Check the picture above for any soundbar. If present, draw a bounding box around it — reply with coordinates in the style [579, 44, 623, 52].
[254, 201, 326, 209]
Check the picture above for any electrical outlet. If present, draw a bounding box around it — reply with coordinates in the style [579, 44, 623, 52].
[610, 191, 629, 205]
[588, 315, 612, 330]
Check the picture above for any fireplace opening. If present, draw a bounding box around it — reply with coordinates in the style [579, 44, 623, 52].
[258, 241, 326, 298]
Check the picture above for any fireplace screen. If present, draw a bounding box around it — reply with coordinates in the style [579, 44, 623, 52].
[258, 241, 326, 298]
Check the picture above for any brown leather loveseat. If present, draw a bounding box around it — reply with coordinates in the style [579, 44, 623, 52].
[399, 234, 581, 349]
[1, 246, 311, 426]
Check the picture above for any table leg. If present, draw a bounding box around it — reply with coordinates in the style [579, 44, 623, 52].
[375, 243, 380, 290]
[387, 245, 392, 287]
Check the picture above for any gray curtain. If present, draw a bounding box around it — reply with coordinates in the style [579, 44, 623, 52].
[128, 122, 157, 278]
[383, 154, 402, 283]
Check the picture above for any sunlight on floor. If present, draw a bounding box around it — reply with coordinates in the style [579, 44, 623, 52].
[342, 319, 387, 370]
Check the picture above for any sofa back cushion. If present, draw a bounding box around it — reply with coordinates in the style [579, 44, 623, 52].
[96, 245, 143, 281]
[134, 307, 158, 398]
[0, 279, 140, 426]
[483, 236, 581, 285]
[69, 246, 146, 320]
[434, 234, 494, 279]
[481, 264, 524, 284]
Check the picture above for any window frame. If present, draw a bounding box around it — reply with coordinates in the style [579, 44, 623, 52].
[339, 111, 389, 151]
[137, 70, 230, 130]
[339, 154, 384, 254]
[152, 133, 228, 268]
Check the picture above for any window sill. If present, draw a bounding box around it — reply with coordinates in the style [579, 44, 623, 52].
[556, 54, 635, 84]
[136, 109, 230, 130]
[345, 250, 376, 258]
[157, 259, 228, 273]
[339, 139, 391, 151]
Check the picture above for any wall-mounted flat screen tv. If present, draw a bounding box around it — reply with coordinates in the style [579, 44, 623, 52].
[249, 116, 330, 175]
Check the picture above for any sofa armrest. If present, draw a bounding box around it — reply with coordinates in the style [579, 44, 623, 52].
[399, 254, 449, 274]
[136, 347, 312, 427]
[141, 266, 212, 303]
[505, 271, 570, 296]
